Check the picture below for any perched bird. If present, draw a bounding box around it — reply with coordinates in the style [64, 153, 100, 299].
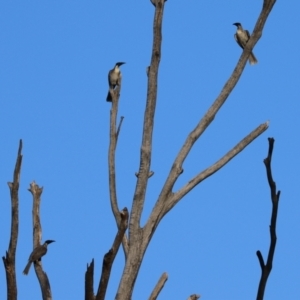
[23, 240, 55, 275]
[233, 23, 258, 65]
[106, 62, 125, 102]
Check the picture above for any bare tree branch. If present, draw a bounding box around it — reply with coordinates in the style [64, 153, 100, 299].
[129, 0, 165, 239]
[256, 138, 280, 300]
[2, 140, 22, 300]
[115, 2, 166, 298]
[144, 122, 268, 245]
[108, 76, 129, 257]
[116, 3, 166, 298]
[28, 182, 53, 300]
[148, 272, 168, 300]
[85, 259, 95, 300]
[96, 208, 128, 300]
[164, 122, 269, 213]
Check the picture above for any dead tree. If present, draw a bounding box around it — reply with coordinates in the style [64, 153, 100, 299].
[256, 138, 280, 300]
[2, 142, 54, 300]
[2, 1, 278, 299]
[101, 0, 277, 299]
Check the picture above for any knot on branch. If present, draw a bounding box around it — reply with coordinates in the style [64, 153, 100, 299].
[135, 171, 154, 178]
[120, 207, 129, 219]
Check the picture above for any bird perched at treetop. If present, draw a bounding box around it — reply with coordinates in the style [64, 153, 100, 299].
[106, 62, 125, 102]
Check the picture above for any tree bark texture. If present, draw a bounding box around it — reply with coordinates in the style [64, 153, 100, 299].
[148, 272, 168, 300]
[2, 140, 23, 300]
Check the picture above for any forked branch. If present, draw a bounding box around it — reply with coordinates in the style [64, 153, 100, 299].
[96, 208, 129, 300]
[154, 0, 276, 210]
[145, 0, 276, 236]
[145, 122, 269, 237]
[256, 138, 280, 300]
[84, 225, 129, 300]
[166, 122, 269, 213]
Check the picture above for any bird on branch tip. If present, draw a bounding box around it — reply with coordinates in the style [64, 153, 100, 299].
[106, 62, 126, 102]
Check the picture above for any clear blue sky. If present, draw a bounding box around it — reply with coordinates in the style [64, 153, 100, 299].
[0, 1, 299, 299]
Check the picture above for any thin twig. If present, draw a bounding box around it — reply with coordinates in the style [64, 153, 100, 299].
[256, 137, 280, 300]
[148, 272, 168, 300]
[116, 116, 125, 140]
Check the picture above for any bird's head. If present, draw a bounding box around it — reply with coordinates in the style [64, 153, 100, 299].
[115, 62, 125, 67]
[233, 22, 242, 28]
[45, 240, 55, 245]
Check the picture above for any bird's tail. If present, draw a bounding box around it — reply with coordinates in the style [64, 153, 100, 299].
[106, 90, 112, 102]
[249, 52, 258, 65]
[23, 261, 32, 275]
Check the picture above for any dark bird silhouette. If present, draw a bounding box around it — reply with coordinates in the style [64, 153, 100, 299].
[23, 240, 55, 275]
[106, 62, 125, 102]
[233, 22, 258, 65]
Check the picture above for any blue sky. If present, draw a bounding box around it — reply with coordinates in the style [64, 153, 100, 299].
[0, 1, 299, 299]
